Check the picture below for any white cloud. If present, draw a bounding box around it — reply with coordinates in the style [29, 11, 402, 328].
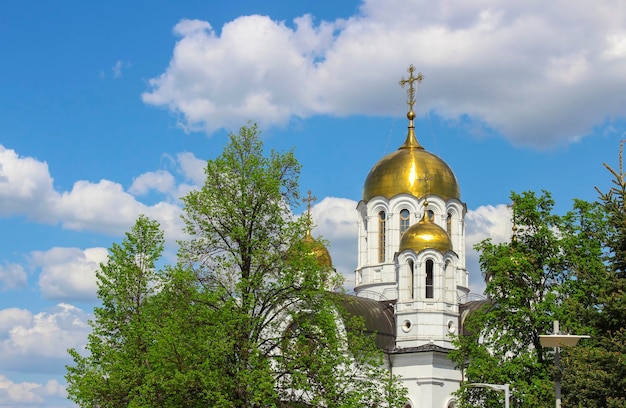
[0, 304, 90, 374]
[0, 263, 27, 290]
[465, 204, 513, 294]
[143, 0, 626, 147]
[310, 197, 358, 284]
[32, 247, 108, 301]
[0, 145, 187, 243]
[0, 375, 67, 406]
[176, 152, 206, 185]
[0, 146, 57, 218]
[129, 170, 176, 196]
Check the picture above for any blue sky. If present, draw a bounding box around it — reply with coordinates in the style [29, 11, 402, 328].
[1, 0, 625, 405]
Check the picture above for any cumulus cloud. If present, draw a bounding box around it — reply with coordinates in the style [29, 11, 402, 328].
[143, 0, 626, 147]
[465, 204, 513, 294]
[0, 145, 187, 242]
[0, 146, 56, 218]
[31, 247, 108, 301]
[0, 304, 90, 374]
[129, 170, 176, 196]
[310, 197, 358, 283]
[0, 263, 27, 290]
[0, 375, 67, 406]
[53, 179, 183, 238]
[176, 152, 207, 185]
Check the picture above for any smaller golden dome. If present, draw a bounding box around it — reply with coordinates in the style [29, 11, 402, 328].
[399, 213, 452, 254]
[302, 230, 333, 268]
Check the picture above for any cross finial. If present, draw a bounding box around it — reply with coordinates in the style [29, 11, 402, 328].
[303, 190, 317, 234]
[303, 190, 317, 217]
[419, 171, 435, 220]
[399, 65, 424, 116]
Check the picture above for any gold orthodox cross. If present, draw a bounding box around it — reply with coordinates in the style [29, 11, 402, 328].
[303, 190, 317, 217]
[399, 65, 424, 113]
[303, 190, 317, 230]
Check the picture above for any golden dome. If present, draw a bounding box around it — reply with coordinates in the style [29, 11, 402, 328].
[302, 230, 333, 268]
[399, 212, 452, 254]
[362, 129, 460, 202]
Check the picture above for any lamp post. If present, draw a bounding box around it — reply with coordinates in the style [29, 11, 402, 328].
[466, 383, 510, 408]
[539, 320, 590, 408]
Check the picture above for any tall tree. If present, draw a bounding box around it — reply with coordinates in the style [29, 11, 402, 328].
[66, 215, 165, 407]
[66, 123, 405, 407]
[450, 191, 604, 407]
[179, 122, 405, 407]
[562, 142, 626, 407]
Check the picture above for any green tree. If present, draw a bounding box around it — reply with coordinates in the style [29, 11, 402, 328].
[562, 143, 626, 407]
[450, 191, 604, 407]
[65, 123, 405, 407]
[178, 122, 406, 407]
[66, 215, 165, 407]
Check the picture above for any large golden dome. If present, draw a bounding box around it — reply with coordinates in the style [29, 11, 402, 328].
[362, 129, 460, 202]
[399, 213, 452, 254]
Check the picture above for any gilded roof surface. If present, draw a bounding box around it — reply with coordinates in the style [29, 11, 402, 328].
[302, 231, 332, 268]
[362, 130, 460, 202]
[399, 213, 453, 254]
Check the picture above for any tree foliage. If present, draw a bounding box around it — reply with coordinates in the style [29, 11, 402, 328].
[561, 142, 626, 407]
[452, 141, 626, 407]
[66, 215, 165, 407]
[178, 122, 405, 407]
[67, 123, 406, 407]
[450, 191, 606, 407]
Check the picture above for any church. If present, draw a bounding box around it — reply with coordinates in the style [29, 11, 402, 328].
[312, 66, 471, 408]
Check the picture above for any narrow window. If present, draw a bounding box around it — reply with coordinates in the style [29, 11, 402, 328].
[400, 209, 410, 237]
[378, 211, 386, 263]
[425, 259, 434, 298]
[427, 209, 434, 221]
[447, 212, 452, 235]
[408, 259, 415, 299]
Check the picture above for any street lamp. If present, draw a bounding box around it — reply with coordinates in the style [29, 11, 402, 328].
[539, 320, 590, 408]
[466, 383, 510, 408]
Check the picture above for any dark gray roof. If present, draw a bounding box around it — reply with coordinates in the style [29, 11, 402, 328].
[458, 299, 491, 336]
[391, 343, 453, 354]
[332, 294, 396, 351]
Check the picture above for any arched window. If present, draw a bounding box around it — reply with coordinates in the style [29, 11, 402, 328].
[378, 211, 386, 263]
[408, 259, 415, 299]
[427, 209, 434, 221]
[425, 259, 434, 298]
[400, 209, 410, 237]
[447, 212, 452, 235]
